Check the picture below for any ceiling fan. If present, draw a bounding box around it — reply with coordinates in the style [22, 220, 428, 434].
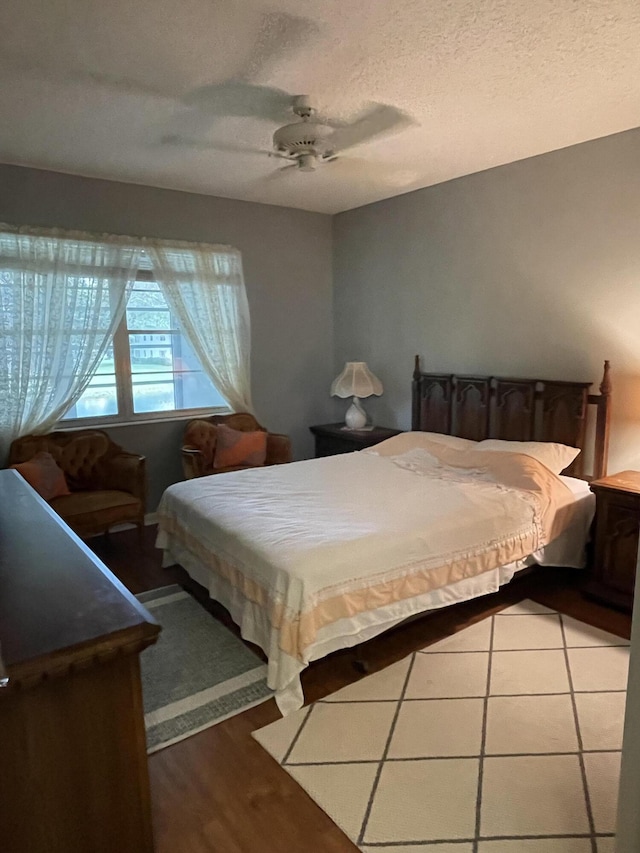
[162, 89, 416, 176]
[271, 95, 340, 172]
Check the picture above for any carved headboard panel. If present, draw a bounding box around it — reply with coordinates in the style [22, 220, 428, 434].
[411, 358, 611, 479]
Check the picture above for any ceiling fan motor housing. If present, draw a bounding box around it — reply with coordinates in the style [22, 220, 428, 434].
[272, 120, 334, 158]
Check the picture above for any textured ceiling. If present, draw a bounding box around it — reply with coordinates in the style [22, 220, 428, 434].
[1, 0, 639, 214]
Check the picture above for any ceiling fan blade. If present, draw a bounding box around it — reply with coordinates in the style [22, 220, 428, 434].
[264, 162, 299, 182]
[160, 6, 321, 143]
[4, 51, 174, 102]
[245, 12, 320, 80]
[160, 134, 279, 157]
[329, 103, 416, 153]
[166, 12, 320, 136]
[182, 81, 292, 123]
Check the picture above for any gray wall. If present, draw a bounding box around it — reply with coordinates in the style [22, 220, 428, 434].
[333, 127, 640, 475]
[0, 165, 334, 510]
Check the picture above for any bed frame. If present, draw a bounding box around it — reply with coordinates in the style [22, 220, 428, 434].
[411, 357, 612, 479]
[351, 358, 612, 674]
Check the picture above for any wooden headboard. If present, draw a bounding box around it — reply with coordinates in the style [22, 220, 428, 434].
[411, 357, 611, 480]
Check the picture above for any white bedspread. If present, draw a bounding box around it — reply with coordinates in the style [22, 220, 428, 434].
[157, 441, 588, 714]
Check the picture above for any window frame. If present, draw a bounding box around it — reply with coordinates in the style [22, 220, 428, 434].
[59, 269, 230, 428]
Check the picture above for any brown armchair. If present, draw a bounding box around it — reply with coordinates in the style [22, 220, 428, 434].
[181, 413, 292, 479]
[8, 429, 146, 539]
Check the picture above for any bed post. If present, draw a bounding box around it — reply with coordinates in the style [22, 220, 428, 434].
[592, 360, 611, 480]
[411, 355, 422, 431]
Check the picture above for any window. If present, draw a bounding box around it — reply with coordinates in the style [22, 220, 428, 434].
[62, 276, 227, 423]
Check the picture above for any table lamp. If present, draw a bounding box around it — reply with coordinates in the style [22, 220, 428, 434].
[331, 362, 383, 430]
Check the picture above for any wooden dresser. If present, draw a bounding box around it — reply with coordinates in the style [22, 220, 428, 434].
[0, 470, 160, 853]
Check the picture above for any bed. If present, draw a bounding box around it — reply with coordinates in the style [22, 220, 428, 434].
[156, 359, 611, 714]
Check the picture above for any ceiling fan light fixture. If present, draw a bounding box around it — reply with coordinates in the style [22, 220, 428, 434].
[298, 154, 316, 172]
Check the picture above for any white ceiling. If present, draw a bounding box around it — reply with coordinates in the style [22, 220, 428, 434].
[1, 0, 639, 214]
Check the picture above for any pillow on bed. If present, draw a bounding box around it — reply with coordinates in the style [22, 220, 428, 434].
[368, 431, 478, 456]
[11, 451, 71, 500]
[213, 424, 267, 469]
[474, 439, 580, 474]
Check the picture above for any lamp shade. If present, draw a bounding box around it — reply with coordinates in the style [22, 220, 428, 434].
[330, 362, 383, 399]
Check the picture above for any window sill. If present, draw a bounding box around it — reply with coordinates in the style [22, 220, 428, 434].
[57, 407, 231, 431]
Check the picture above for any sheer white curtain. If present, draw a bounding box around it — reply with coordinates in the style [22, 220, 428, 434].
[0, 225, 141, 462]
[148, 241, 253, 413]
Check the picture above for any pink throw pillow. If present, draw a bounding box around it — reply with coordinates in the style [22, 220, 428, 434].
[11, 451, 71, 500]
[213, 424, 267, 469]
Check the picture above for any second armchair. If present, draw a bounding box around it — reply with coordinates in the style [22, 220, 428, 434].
[181, 413, 292, 479]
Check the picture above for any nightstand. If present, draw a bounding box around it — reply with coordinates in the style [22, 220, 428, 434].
[585, 471, 640, 612]
[309, 423, 402, 457]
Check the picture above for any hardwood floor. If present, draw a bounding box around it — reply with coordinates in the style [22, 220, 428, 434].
[91, 527, 632, 853]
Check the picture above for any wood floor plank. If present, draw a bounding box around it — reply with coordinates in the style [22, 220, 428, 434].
[89, 526, 631, 853]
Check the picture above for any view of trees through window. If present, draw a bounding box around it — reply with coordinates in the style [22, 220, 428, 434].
[63, 281, 226, 420]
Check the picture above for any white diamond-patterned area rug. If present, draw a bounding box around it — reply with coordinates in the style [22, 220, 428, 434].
[253, 600, 629, 852]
